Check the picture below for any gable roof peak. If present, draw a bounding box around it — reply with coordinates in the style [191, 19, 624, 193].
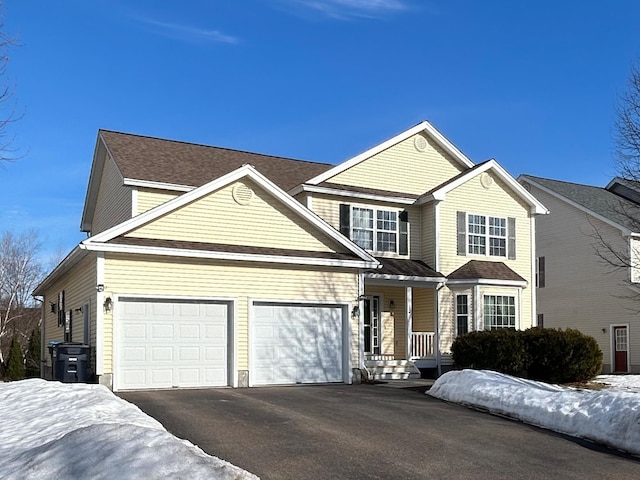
[305, 121, 475, 186]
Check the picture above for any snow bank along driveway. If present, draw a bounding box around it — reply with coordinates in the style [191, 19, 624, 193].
[429, 370, 640, 456]
[0, 379, 258, 480]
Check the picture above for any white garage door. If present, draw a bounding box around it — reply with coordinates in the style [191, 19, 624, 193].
[252, 303, 345, 385]
[117, 298, 229, 391]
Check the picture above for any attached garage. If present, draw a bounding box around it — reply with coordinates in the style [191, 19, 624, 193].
[115, 298, 231, 391]
[251, 302, 347, 386]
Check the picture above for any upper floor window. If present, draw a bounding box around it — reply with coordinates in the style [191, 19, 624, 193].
[457, 211, 516, 260]
[340, 204, 408, 254]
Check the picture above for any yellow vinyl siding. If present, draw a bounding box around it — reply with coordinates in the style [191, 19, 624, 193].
[136, 188, 180, 215]
[530, 184, 640, 373]
[438, 172, 534, 329]
[421, 204, 436, 266]
[103, 254, 359, 373]
[328, 134, 465, 195]
[41, 255, 97, 369]
[308, 193, 422, 258]
[412, 287, 435, 332]
[126, 180, 344, 253]
[92, 155, 132, 234]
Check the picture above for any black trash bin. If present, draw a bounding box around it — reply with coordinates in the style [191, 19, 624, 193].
[53, 343, 90, 383]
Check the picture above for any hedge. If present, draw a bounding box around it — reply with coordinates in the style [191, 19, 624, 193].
[451, 327, 603, 383]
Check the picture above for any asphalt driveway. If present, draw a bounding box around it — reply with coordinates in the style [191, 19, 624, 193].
[120, 382, 640, 480]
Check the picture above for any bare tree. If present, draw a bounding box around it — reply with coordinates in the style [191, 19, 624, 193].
[0, 2, 19, 165]
[0, 230, 43, 364]
[591, 59, 640, 289]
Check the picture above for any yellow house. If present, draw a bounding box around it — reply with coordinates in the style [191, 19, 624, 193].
[34, 122, 547, 391]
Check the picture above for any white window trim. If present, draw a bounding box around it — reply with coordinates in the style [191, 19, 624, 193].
[467, 213, 508, 258]
[350, 205, 400, 254]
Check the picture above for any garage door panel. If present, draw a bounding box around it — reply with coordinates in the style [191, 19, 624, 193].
[150, 346, 174, 362]
[252, 303, 344, 385]
[118, 299, 229, 390]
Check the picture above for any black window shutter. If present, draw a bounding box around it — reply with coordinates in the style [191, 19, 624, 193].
[339, 204, 350, 237]
[399, 210, 409, 255]
[457, 211, 467, 256]
[508, 217, 516, 260]
[538, 256, 545, 288]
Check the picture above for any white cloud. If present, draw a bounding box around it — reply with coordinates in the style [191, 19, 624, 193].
[136, 18, 239, 45]
[281, 0, 410, 19]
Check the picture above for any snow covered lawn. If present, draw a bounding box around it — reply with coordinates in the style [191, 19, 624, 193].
[429, 370, 640, 456]
[0, 379, 258, 480]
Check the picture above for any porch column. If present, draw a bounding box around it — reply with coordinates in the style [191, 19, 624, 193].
[405, 287, 412, 360]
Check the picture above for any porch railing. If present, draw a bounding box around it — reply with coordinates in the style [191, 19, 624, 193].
[410, 332, 435, 359]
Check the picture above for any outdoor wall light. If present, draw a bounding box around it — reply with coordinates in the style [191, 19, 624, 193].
[602, 328, 607, 334]
[352, 305, 360, 317]
[389, 300, 395, 310]
[74, 307, 83, 314]
[96, 284, 105, 292]
[103, 297, 113, 313]
[50, 302, 56, 314]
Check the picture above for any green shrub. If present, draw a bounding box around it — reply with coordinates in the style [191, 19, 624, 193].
[451, 329, 526, 375]
[5, 337, 25, 381]
[25, 328, 41, 378]
[452, 327, 603, 383]
[523, 328, 602, 383]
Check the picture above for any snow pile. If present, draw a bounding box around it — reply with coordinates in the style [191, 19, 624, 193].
[596, 374, 640, 393]
[0, 379, 258, 480]
[428, 369, 640, 455]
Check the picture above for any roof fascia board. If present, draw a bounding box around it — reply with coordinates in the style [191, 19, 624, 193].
[291, 184, 416, 205]
[522, 176, 632, 235]
[80, 135, 110, 232]
[365, 273, 446, 283]
[33, 246, 87, 295]
[81, 242, 378, 269]
[418, 161, 549, 215]
[605, 176, 640, 192]
[123, 178, 194, 192]
[306, 121, 474, 186]
[85, 164, 378, 264]
[446, 278, 527, 287]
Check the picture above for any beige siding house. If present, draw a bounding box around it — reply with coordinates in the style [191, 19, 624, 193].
[519, 175, 640, 374]
[35, 122, 547, 391]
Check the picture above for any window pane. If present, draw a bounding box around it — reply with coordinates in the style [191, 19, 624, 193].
[468, 215, 486, 234]
[376, 232, 397, 252]
[468, 235, 486, 255]
[377, 210, 397, 231]
[353, 208, 373, 229]
[353, 229, 373, 250]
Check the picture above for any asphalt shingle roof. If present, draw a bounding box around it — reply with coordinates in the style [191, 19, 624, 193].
[522, 174, 640, 232]
[371, 257, 444, 278]
[100, 130, 333, 192]
[448, 260, 525, 282]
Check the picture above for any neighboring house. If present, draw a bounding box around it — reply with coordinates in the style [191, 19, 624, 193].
[519, 174, 640, 374]
[34, 122, 547, 391]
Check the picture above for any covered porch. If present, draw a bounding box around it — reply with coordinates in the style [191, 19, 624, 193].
[360, 258, 445, 378]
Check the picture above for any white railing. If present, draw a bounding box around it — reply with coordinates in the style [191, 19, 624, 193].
[410, 332, 435, 359]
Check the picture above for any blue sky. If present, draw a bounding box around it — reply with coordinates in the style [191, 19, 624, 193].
[2, 0, 640, 262]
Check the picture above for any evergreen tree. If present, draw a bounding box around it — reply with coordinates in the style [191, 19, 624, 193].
[24, 328, 40, 378]
[5, 336, 25, 380]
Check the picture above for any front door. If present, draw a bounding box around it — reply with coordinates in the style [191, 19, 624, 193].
[364, 296, 380, 355]
[613, 326, 629, 373]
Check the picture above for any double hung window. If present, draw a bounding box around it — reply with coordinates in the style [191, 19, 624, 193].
[456, 295, 469, 335]
[467, 214, 507, 257]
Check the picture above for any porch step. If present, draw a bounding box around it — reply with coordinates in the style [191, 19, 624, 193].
[364, 359, 421, 380]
